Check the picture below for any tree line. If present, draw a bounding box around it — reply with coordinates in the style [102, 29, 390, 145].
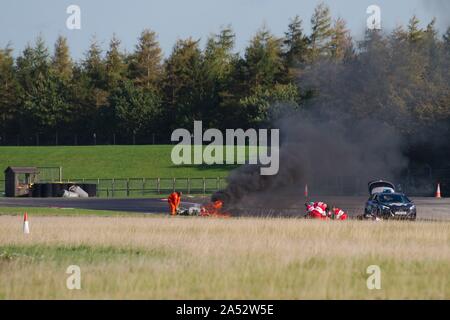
[0, 3, 449, 151]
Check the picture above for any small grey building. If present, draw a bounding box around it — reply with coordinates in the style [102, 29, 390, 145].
[4, 167, 39, 197]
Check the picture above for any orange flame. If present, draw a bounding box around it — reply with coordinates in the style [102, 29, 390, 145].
[200, 200, 231, 218]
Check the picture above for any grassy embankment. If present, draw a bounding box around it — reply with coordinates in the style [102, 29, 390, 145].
[0, 145, 251, 179]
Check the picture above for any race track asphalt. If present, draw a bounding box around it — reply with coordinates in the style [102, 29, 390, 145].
[0, 196, 449, 221]
[0, 197, 200, 214]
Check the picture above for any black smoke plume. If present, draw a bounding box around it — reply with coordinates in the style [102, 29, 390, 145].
[214, 17, 450, 209]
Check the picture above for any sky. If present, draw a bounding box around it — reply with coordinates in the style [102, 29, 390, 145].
[1, 0, 449, 60]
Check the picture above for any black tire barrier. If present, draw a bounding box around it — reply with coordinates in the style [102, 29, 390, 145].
[52, 183, 64, 197]
[29, 183, 97, 198]
[80, 184, 88, 194]
[90, 184, 97, 197]
[62, 183, 72, 192]
[32, 184, 42, 198]
[81, 184, 97, 197]
[41, 183, 53, 198]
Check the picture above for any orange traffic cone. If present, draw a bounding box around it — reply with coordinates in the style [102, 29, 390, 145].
[435, 183, 441, 198]
[23, 212, 30, 234]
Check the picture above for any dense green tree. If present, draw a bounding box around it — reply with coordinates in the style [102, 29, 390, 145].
[16, 37, 50, 90]
[239, 83, 300, 126]
[390, 25, 408, 47]
[203, 27, 238, 127]
[0, 45, 20, 135]
[128, 29, 162, 91]
[204, 27, 236, 83]
[162, 38, 205, 129]
[239, 26, 300, 126]
[244, 26, 285, 89]
[0, 16, 448, 154]
[330, 18, 353, 61]
[407, 15, 423, 43]
[83, 38, 106, 89]
[109, 80, 161, 137]
[16, 37, 71, 135]
[309, 2, 333, 61]
[425, 18, 438, 40]
[283, 16, 309, 68]
[68, 63, 97, 135]
[80, 38, 109, 126]
[443, 27, 450, 49]
[52, 36, 73, 81]
[105, 34, 127, 89]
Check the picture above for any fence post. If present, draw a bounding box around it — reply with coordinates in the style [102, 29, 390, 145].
[157, 178, 161, 194]
[142, 178, 146, 196]
[187, 178, 191, 194]
[216, 177, 220, 190]
[112, 178, 115, 197]
[127, 178, 130, 197]
[59, 167, 63, 183]
[203, 178, 206, 195]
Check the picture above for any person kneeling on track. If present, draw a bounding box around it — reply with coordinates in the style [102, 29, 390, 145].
[305, 202, 329, 220]
[305, 202, 315, 217]
[329, 206, 348, 220]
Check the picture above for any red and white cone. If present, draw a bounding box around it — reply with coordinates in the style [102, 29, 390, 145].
[435, 183, 442, 198]
[23, 212, 30, 234]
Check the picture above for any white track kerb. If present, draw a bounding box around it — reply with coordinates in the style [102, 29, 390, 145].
[171, 121, 280, 176]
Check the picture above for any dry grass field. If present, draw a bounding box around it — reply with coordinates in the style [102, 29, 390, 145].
[0, 215, 449, 299]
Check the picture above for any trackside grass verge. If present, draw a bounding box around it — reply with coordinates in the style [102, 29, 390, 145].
[0, 206, 156, 217]
[0, 216, 449, 299]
